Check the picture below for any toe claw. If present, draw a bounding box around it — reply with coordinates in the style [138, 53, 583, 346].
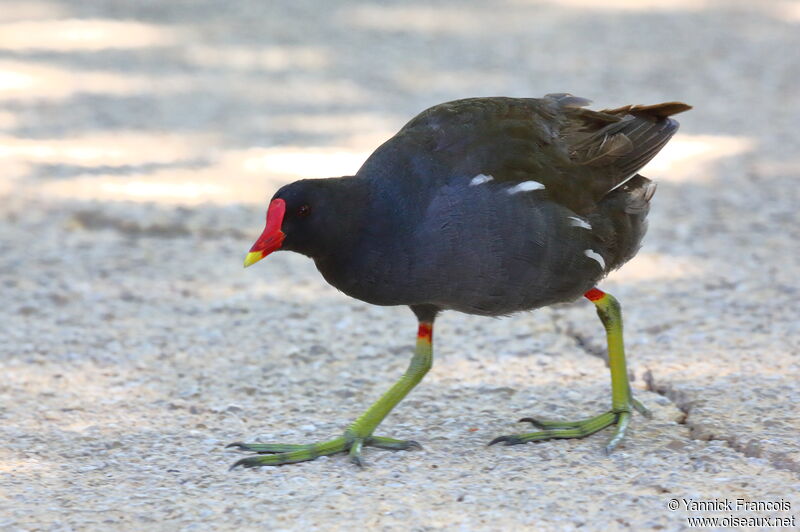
[604, 412, 630, 454]
[632, 397, 652, 419]
[497, 435, 525, 446]
[518, 417, 546, 429]
[227, 432, 422, 469]
[488, 436, 510, 446]
[229, 457, 255, 471]
[365, 436, 423, 451]
[348, 439, 364, 467]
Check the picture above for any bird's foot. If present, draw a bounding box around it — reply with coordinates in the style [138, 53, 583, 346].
[489, 398, 651, 454]
[227, 434, 421, 469]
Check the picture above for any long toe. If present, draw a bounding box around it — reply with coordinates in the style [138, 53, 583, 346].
[366, 436, 423, 451]
[227, 433, 424, 470]
[226, 442, 316, 454]
[518, 411, 616, 430]
[488, 435, 526, 446]
[490, 411, 621, 448]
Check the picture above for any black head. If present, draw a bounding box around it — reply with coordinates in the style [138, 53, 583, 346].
[244, 176, 367, 266]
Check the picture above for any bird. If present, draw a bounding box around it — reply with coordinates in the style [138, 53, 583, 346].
[227, 94, 691, 469]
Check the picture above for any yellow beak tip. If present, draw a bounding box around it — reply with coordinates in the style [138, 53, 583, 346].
[243, 251, 264, 268]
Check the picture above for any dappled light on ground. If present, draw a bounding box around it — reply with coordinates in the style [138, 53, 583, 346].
[0, 60, 189, 100]
[182, 45, 330, 72]
[644, 134, 755, 182]
[27, 144, 373, 205]
[2, 1, 799, 529]
[16, 132, 753, 209]
[0, 133, 209, 165]
[0, 18, 181, 51]
[238, 147, 371, 180]
[0, 1, 68, 23]
[526, 0, 721, 11]
[773, 1, 800, 22]
[608, 252, 707, 283]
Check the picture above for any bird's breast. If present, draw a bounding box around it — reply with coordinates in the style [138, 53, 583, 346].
[316, 178, 605, 314]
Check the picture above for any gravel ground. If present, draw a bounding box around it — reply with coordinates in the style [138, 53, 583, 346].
[1, 1, 799, 530]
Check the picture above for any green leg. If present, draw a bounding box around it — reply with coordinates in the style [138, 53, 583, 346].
[229, 321, 434, 469]
[490, 288, 650, 454]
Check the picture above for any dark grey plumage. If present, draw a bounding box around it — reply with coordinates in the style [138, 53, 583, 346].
[274, 94, 689, 317]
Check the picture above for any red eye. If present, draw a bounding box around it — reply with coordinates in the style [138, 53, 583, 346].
[297, 204, 311, 217]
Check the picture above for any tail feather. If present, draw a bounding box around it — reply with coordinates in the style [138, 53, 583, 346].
[581, 115, 680, 192]
[560, 98, 690, 197]
[601, 101, 692, 120]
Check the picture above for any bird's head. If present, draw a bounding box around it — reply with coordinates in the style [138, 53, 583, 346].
[244, 177, 365, 267]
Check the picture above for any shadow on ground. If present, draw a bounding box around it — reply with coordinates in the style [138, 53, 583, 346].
[1, 1, 798, 530]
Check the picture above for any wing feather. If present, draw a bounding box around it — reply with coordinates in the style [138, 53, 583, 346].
[358, 95, 690, 213]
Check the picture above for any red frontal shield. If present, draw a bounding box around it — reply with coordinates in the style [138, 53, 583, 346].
[244, 198, 286, 267]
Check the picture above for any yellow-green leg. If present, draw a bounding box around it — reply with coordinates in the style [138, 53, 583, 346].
[228, 321, 434, 469]
[489, 288, 651, 454]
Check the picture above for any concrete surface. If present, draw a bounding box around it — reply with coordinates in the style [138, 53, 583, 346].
[1, 1, 798, 530]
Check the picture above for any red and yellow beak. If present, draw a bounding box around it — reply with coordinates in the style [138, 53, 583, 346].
[244, 198, 287, 268]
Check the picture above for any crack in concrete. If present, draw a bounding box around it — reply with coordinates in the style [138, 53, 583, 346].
[568, 328, 608, 364]
[550, 309, 608, 365]
[643, 369, 799, 475]
[550, 310, 798, 475]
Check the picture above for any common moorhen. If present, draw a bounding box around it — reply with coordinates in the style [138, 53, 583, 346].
[229, 94, 690, 469]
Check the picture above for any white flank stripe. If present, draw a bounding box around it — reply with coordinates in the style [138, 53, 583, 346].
[584, 249, 606, 269]
[568, 216, 592, 230]
[506, 181, 545, 194]
[470, 174, 494, 186]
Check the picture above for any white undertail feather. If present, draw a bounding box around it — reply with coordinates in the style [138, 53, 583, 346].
[606, 172, 638, 194]
[470, 174, 494, 186]
[505, 181, 545, 194]
[568, 216, 592, 230]
[584, 249, 606, 269]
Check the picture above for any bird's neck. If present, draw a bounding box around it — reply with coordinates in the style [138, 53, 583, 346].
[307, 175, 372, 260]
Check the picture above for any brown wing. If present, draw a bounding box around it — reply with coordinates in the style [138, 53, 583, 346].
[562, 96, 692, 192]
[363, 94, 690, 213]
